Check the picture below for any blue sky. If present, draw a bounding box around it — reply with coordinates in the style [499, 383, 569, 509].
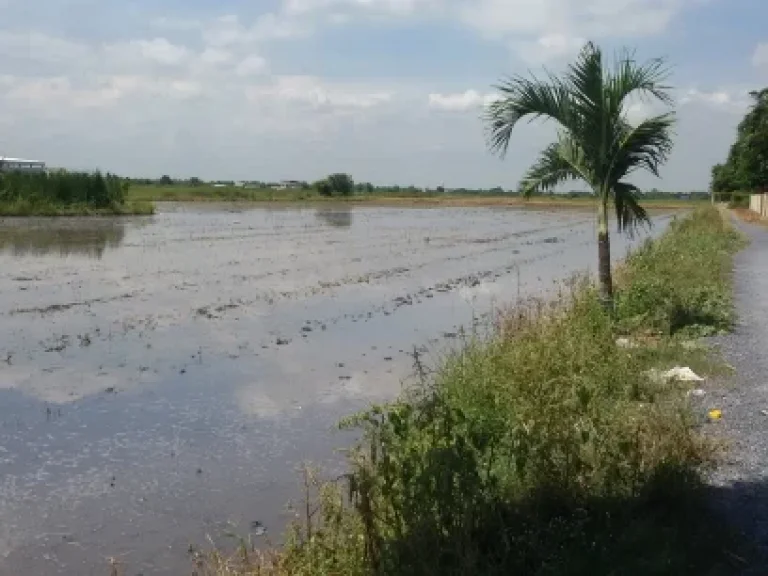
[0, 0, 765, 189]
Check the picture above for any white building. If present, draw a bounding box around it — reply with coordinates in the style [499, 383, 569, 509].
[0, 156, 46, 173]
[271, 180, 303, 190]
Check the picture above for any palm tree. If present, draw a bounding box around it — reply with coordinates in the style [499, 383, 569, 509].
[485, 42, 675, 306]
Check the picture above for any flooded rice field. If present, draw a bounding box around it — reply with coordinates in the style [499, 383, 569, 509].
[0, 204, 671, 575]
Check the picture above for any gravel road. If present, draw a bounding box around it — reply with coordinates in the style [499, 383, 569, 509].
[707, 218, 768, 573]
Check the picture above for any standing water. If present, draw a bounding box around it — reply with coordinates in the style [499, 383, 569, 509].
[0, 204, 670, 575]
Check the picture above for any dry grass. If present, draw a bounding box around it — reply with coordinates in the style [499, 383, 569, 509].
[731, 207, 768, 226]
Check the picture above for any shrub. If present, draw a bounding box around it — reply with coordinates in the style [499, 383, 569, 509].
[314, 174, 355, 197]
[0, 171, 126, 208]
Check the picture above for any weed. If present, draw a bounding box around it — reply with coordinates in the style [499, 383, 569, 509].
[0, 172, 155, 216]
[615, 208, 745, 337]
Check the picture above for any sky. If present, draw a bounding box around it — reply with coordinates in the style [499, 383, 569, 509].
[0, 0, 765, 190]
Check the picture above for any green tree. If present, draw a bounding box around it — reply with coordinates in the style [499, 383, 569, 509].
[159, 175, 174, 186]
[738, 89, 768, 191]
[326, 173, 355, 196]
[711, 88, 768, 195]
[485, 42, 674, 305]
[711, 162, 746, 197]
[314, 179, 333, 196]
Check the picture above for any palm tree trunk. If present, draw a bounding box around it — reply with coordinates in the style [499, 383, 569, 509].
[597, 197, 613, 308]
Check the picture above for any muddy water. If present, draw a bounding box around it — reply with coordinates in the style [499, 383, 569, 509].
[0, 204, 671, 575]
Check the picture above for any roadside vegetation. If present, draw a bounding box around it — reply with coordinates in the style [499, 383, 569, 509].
[0, 171, 153, 216]
[191, 206, 745, 575]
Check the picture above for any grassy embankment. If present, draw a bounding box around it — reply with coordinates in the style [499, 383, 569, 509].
[127, 184, 706, 209]
[194, 207, 747, 575]
[0, 172, 154, 217]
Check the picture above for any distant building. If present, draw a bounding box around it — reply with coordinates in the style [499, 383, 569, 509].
[272, 180, 303, 190]
[0, 156, 46, 173]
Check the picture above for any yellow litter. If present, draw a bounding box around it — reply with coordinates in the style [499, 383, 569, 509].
[708, 409, 723, 421]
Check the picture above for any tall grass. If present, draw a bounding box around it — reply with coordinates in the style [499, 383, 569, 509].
[196, 207, 743, 576]
[615, 208, 744, 336]
[0, 171, 152, 215]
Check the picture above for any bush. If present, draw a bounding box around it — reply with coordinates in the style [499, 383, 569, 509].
[314, 173, 355, 197]
[0, 171, 126, 208]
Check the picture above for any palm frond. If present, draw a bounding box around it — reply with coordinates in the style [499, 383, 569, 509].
[564, 42, 604, 125]
[519, 143, 581, 195]
[613, 181, 650, 234]
[608, 49, 673, 116]
[562, 42, 604, 158]
[609, 113, 675, 181]
[485, 75, 572, 158]
[556, 132, 595, 184]
[485, 40, 675, 243]
[564, 42, 604, 115]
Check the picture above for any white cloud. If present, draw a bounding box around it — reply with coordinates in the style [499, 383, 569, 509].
[246, 76, 393, 110]
[2, 74, 203, 110]
[235, 54, 268, 76]
[458, 0, 560, 38]
[0, 31, 90, 65]
[250, 12, 312, 40]
[515, 33, 586, 64]
[200, 48, 233, 66]
[458, 0, 682, 39]
[283, 0, 431, 16]
[262, 0, 687, 65]
[202, 15, 249, 47]
[202, 13, 309, 47]
[624, 100, 656, 124]
[678, 88, 751, 112]
[752, 42, 768, 69]
[328, 12, 352, 24]
[428, 90, 498, 112]
[150, 16, 202, 31]
[133, 38, 190, 66]
[452, 0, 687, 63]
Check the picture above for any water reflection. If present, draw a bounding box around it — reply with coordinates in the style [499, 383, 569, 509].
[0, 219, 127, 259]
[315, 207, 352, 228]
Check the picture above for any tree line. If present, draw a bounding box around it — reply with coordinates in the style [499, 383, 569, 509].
[128, 174, 706, 199]
[711, 88, 768, 202]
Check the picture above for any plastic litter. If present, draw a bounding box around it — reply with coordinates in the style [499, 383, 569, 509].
[688, 388, 706, 398]
[662, 367, 705, 382]
[708, 409, 723, 421]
